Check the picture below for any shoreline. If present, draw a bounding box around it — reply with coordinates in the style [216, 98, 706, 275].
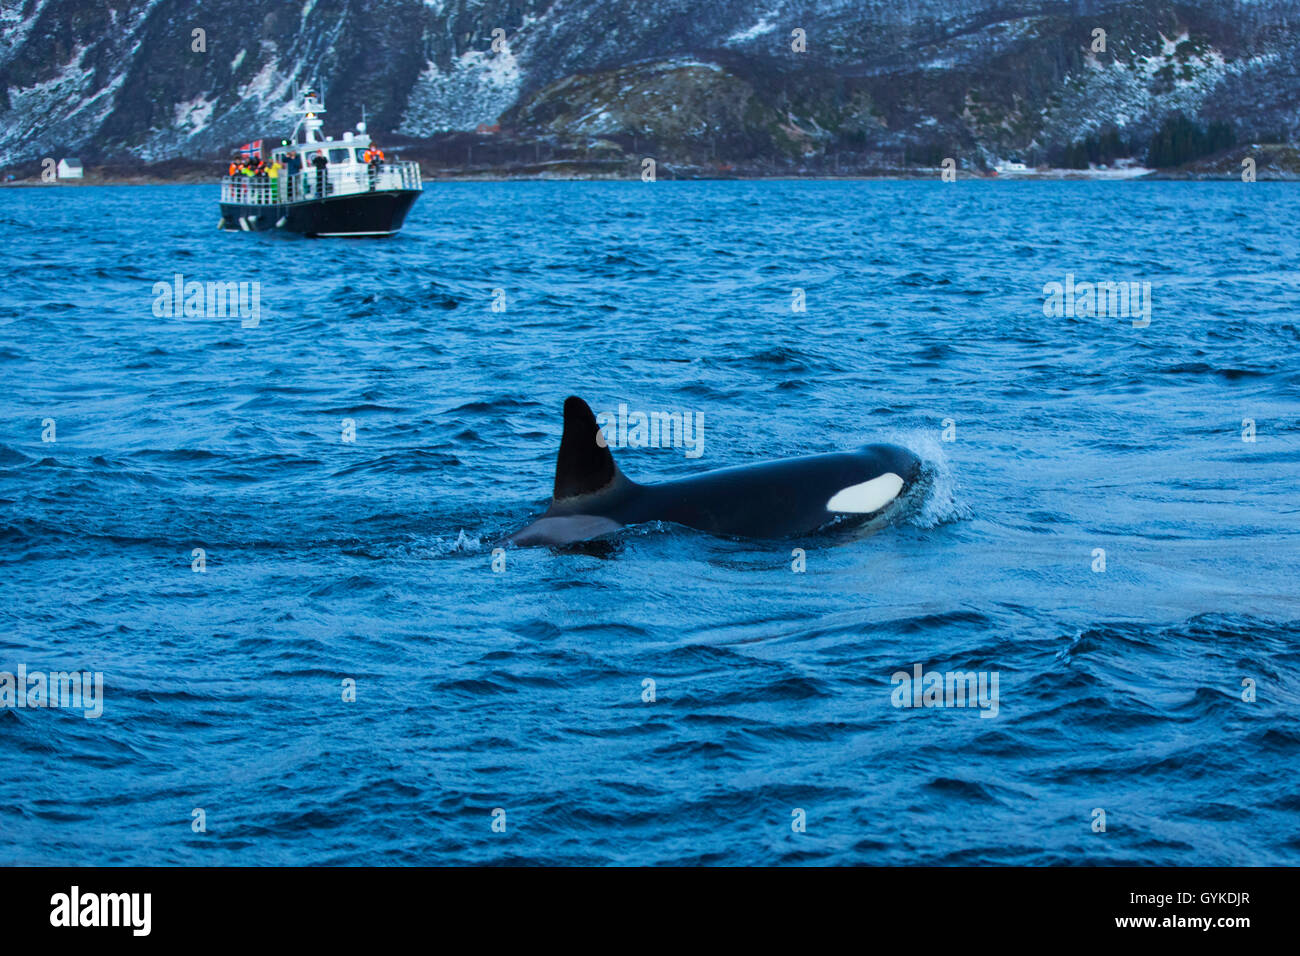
[5, 168, 1296, 187]
[5, 141, 1289, 186]
[6, 143, 1298, 188]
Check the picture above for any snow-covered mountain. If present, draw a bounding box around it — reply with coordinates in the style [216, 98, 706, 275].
[1, 0, 1297, 166]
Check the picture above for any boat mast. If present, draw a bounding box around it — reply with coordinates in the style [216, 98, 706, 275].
[290, 82, 327, 146]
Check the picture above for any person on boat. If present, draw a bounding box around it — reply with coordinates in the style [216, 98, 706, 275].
[364, 144, 385, 190]
[248, 159, 264, 202]
[268, 159, 282, 201]
[312, 150, 328, 196]
[284, 151, 300, 201]
[227, 155, 246, 202]
[236, 157, 254, 201]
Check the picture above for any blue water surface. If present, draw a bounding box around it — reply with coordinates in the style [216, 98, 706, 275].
[1, 180, 1297, 865]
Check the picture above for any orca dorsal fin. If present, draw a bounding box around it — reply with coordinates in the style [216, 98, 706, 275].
[553, 396, 617, 501]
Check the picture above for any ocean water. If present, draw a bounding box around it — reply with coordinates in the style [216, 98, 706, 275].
[1, 180, 1297, 865]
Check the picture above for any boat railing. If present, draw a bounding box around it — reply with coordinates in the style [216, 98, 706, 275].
[220, 160, 422, 205]
[221, 175, 281, 205]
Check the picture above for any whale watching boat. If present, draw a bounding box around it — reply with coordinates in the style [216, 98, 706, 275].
[219, 86, 421, 237]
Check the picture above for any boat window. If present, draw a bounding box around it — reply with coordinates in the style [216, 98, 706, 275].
[328, 148, 352, 164]
[354, 148, 367, 162]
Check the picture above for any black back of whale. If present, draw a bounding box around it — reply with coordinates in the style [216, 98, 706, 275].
[508, 396, 922, 546]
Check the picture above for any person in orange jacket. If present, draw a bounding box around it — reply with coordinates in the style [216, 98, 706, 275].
[364, 144, 384, 188]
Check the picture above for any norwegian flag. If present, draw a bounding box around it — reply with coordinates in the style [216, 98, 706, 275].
[238, 139, 263, 160]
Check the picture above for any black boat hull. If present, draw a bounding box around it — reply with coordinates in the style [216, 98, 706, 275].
[220, 189, 419, 237]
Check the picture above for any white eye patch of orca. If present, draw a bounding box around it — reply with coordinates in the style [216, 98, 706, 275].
[825, 472, 905, 514]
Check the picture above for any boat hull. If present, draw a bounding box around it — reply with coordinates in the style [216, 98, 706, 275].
[220, 189, 420, 237]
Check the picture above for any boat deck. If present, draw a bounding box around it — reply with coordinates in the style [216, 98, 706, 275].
[221, 161, 421, 206]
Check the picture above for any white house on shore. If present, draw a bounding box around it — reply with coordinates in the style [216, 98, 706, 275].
[57, 158, 83, 179]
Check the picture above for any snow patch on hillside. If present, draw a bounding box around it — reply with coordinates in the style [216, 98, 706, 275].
[0, 44, 97, 163]
[1044, 36, 1236, 145]
[0, 0, 55, 67]
[397, 47, 522, 135]
[173, 95, 216, 133]
[727, 11, 781, 45]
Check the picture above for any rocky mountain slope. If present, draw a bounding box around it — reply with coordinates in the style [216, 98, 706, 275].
[1, 0, 1297, 170]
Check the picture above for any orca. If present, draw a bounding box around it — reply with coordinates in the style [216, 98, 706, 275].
[506, 397, 924, 547]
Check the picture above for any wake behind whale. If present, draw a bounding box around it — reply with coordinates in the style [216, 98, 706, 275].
[506, 397, 926, 548]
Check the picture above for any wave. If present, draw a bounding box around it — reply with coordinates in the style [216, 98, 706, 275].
[881, 426, 971, 528]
